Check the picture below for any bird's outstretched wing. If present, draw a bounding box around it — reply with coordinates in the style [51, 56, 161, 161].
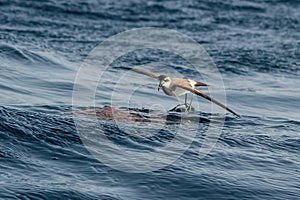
[176, 84, 241, 118]
[118, 67, 159, 79]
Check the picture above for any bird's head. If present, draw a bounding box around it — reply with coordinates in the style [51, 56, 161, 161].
[158, 75, 171, 91]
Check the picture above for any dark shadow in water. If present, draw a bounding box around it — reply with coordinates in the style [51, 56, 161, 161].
[97, 106, 210, 152]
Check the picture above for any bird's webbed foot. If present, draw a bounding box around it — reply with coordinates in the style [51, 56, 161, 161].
[170, 104, 194, 113]
[185, 104, 192, 112]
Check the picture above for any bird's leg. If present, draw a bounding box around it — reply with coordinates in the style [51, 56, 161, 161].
[184, 94, 190, 112]
[184, 94, 194, 112]
[189, 94, 194, 107]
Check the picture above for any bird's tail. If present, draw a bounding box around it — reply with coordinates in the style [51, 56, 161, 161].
[195, 81, 208, 87]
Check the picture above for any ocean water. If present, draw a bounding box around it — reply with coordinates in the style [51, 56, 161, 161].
[1, 0, 300, 199]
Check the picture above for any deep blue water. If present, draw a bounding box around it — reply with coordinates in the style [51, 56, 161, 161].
[1, 0, 300, 199]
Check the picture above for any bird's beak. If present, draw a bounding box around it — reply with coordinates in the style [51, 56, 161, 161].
[158, 84, 162, 91]
[158, 82, 163, 91]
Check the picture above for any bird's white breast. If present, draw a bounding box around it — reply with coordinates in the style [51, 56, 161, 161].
[162, 85, 190, 96]
[161, 78, 194, 97]
[172, 87, 190, 96]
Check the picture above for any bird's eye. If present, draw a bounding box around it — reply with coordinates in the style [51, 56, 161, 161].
[164, 79, 169, 82]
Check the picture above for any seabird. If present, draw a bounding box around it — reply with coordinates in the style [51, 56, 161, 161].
[121, 67, 240, 118]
